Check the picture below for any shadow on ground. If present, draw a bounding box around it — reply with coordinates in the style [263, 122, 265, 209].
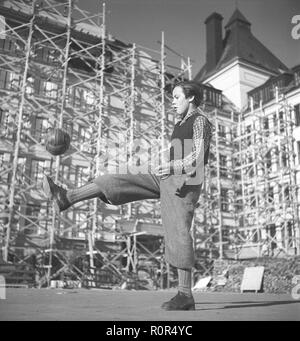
[195, 299, 300, 311]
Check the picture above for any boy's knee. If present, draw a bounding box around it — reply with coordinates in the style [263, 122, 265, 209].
[92, 174, 119, 204]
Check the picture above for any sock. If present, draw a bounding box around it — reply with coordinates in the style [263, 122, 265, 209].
[177, 268, 192, 297]
[66, 182, 103, 205]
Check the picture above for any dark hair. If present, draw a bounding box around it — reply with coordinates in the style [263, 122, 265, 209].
[173, 81, 203, 107]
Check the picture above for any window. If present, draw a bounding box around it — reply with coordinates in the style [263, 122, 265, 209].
[0, 108, 4, 124]
[218, 124, 226, 138]
[219, 154, 227, 167]
[68, 87, 84, 108]
[60, 164, 71, 180]
[73, 210, 88, 238]
[10, 72, 21, 90]
[76, 166, 89, 187]
[263, 117, 270, 137]
[295, 104, 300, 127]
[35, 46, 59, 64]
[217, 93, 222, 107]
[26, 76, 34, 95]
[263, 117, 269, 130]
[0, 69, 10, 89]
[0, 38, 15, 52]
[284, 186, 290, 202]
[83, 88, 96, 108]
[0, 109, 14, 139]
[34, 45, 44, 62]
[15, 157, 27, 189]
[43, 81, 58, 99]
[0, 152, 10, 183]
[24, 204, 41, 235]
[297, 141, 300, 164]
[295, 72, 300, 86]
[234, 170, 241, 181]
[32, 116, 50, 142]
[221, 188, 229, 212]
[36, 206, 50, 235]
[245, 125, 252, 145]
[0, 70, 21, 90]
[281, 146, 288, 167]
[202, 87, 222, 107]
[265, 151, 272, 169]
[268, 187, 274, 204]
[77, 125, 92, 152]
[251, 92, 260, 109]
[279, 111, 284, 133]
[219, 154, 228, 177]
[34, 78, 42, 95]
[30, 159, 46, 184]
[273, 113, 278, 131]
[46, 48, 60, 64]
[63, 120, 73, 139]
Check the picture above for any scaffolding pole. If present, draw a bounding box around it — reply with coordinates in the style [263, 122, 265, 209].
[47, 0, 73, 286]
[4, 1, 36, 262]
[89, 1, 106, 275]
[214, 109, 224, 259]
[160, 31, 166, 161]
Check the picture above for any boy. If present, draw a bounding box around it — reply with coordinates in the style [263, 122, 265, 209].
[43, 81, 213, 310]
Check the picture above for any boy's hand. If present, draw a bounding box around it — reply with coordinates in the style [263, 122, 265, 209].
[154, 162, 173, 177]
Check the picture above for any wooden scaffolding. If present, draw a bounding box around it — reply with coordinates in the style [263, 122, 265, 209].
[0, 0, 192, 288]
[1, 0, 299, 289]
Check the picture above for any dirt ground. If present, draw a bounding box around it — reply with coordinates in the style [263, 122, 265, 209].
[0, 288, 299, 321]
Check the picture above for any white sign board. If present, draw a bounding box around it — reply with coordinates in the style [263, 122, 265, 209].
[241, 266, 264, 293]
[192, 276, 212, 291]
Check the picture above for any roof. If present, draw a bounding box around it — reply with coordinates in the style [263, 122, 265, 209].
[225, 8, 251, 28]
[195, 9, 289, 82]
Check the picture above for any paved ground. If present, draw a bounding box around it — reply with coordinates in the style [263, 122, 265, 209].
[0, 288, 299, 321]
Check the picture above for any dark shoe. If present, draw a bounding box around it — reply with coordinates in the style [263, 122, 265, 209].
[43, 176, 71, 212]
[161, 291, 195, 311]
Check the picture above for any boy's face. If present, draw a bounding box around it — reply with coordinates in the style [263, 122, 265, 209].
[172, 86, 191, 118]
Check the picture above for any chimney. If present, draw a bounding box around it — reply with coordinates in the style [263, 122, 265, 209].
[205, 12, 223, 73]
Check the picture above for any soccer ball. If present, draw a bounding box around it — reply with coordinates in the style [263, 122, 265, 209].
[45, 128, 71, 156]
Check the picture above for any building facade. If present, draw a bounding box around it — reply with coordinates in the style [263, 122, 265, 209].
[195, 9, 300, 259]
